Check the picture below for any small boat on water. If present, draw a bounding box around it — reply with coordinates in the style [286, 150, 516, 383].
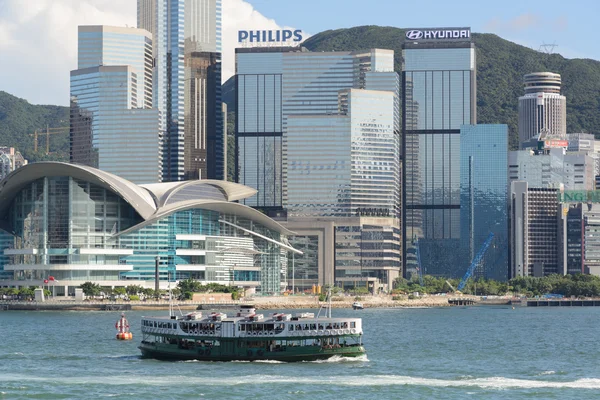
[352, 302, 364, 310]
[138, 302, 365, 362]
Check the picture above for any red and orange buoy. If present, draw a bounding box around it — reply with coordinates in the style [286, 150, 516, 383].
[115, 313, 133, 340]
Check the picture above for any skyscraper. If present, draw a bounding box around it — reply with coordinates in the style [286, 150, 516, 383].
[402, 27, 476, 277]
[70, 66, 162, 184]
[137, 0, 224, 181]
[70, 26, 162, 184]
[235, 47, 398, 210]
[459, 124, 508, 281]
[518, 72, 567, 147]
[235, 46, 401, 289]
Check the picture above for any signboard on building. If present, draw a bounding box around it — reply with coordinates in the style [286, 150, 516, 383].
[560, 191, 600, 203]
[238, 30, 303, 44]
[539, 139, 569, 149]
[405, 27, 471, 42]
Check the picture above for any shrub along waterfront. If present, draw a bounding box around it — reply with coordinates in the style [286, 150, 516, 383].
[393, 274, 600, 298]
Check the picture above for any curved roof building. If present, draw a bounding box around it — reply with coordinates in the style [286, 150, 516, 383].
[0, 162, 299, 295]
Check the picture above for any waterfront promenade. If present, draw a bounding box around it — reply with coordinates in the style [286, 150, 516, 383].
[0, 294, 457, 311]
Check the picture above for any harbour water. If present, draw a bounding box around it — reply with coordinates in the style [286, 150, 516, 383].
[1, 306, 600, 399]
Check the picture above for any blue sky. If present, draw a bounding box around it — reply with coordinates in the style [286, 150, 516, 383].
[247, 0, 599, 60]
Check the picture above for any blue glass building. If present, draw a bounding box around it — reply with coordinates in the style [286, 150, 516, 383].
[460, 124, 509, 281]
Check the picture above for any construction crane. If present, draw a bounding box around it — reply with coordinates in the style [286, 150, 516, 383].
[31, 125, 68, 154]
[445, 280, 456, 293]
[457, 232, 495, 293]
[414, 237, 424, 286]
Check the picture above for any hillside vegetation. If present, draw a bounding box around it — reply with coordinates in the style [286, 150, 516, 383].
[0, 91, 69, 162]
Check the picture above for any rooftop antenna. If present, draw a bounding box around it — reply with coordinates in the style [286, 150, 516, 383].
[538, 42, 558, 54]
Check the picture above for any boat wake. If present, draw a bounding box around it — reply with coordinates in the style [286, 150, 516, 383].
[3, 373, 600, 390]
[306, 354, 369, 363]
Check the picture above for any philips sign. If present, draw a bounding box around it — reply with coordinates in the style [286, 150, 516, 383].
[238, 30, 303, 43]
[405, 28, 471, 42]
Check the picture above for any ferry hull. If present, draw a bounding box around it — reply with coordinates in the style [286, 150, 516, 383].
[138, 341, 366, 362]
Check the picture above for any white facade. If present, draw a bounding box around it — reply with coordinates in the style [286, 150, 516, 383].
[518, 93, 567, 146]
[509, 148, 595, 191]
[518, 72, 566, 147]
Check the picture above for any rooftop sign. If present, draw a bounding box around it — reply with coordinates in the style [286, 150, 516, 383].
[560, 191, 600, 203]
[238, 30, 303, 44]
[405, 28, 471, 42]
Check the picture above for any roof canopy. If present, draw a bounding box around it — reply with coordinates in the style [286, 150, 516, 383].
[0, 162, 292, 236]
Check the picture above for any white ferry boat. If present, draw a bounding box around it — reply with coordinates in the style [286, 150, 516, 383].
[139, 304, 365, 362]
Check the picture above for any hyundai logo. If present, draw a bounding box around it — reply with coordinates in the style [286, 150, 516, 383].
[406, 30, 423, 40]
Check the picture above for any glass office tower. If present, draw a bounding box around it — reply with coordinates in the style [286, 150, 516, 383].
[459, 124, 508, 281]
[70, 25, 162, 184]
[286, 89, 399, 218]
[77, 26, 153, 109]
[137, 0, 224, 181]
[402, 29, 476, 277]
[70, 66, 162, 184]
[236, 48, 398, 210]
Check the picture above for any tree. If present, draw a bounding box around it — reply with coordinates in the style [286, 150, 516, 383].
[80, 281, 101, 298]
[126, 285, 144, 296]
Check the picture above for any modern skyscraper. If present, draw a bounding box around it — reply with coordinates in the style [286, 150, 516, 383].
[77, 26, 153, 109]
[459, 124, 508, 281]
[402, 27, 476, 277]
[137, 0, 224, 181]
[235, 46, 401, 289]
[286, 89, 399, 218]
[70, 66, 162, 183]
[518, 72, 567, 147]
[285, 89, 401, 287]
[235, 47, 398, 210]
[70, 26, 162, 184]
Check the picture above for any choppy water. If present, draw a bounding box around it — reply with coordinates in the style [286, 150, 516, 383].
[1, 306, 599, 399]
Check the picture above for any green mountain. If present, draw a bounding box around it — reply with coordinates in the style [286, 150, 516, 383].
[302, 26, 600, 149]
[0, 91, 69, 162]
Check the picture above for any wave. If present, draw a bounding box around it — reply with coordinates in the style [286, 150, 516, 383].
[305, 354, 369, 363]
[2, 372, 600, 390]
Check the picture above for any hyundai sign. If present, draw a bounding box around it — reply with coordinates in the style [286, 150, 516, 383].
[405, 28, 471, 42]
[238, 30, 303, 44]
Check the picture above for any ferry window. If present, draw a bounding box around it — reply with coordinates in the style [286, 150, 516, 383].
[310, 324, 316, 330]
[318, 324, 324, 330]
[350, 322, 356, 328]
[289, 325, 294, 331]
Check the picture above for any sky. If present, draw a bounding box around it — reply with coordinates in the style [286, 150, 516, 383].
[0, 0, 598, 106]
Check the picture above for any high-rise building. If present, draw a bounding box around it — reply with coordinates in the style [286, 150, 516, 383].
[459, 125, 508, 281]
[70, 66, 162, 184]
[235, 46, 400, 289]
[77, 26, 153, 109]
[285, 89, 401, 287]
[508, 148, 595, 191]
[402, 27, 476, 278]
[70, 26, 162, 184]
[510, 182, 562, 278]
[518, 72, 567, 146]
[137, 0, 224, 181]
[235, 47, 398, 210]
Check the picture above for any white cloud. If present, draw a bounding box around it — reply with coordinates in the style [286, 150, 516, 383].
[0, 0, 303, 106]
